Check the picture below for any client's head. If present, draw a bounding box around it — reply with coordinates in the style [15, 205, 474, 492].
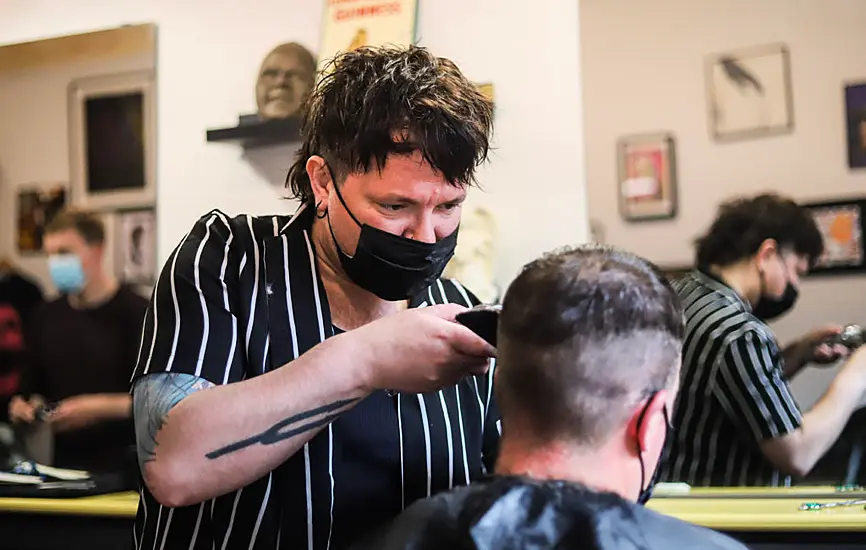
[494, 244, 684, 502]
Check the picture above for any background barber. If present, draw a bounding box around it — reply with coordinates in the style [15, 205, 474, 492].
[131, 45, 500, 550]
[664, 194, 866, 487]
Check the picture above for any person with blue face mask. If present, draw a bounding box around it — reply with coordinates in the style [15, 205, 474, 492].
[7, 209, 148, 473]
[663, 193, 866, 488]
[353, 246, 746, 550]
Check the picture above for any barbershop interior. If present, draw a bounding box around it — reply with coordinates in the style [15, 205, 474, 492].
[2, 0, 866, 549]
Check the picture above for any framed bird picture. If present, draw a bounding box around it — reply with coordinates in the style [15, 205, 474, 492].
[706, 43, 794, 142]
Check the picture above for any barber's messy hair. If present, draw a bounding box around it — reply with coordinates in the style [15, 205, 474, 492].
[496, 244, 684, 446]
[286, 45, 494, 203]
[695, 193, 823, 269]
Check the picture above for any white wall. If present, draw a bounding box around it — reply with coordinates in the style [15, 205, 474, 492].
[0, 0, 587, 291]
[0, 53, 153, 294]
[580, 0, 866, 407]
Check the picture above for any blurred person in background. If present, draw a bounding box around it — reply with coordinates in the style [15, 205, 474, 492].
[663, 194, 866, 487]
[8, 209, 147, 473]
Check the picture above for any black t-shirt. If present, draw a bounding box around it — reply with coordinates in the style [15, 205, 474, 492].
[23, 284, 148, 472]
[355, 476, 747, 550]
[0, 273, 44, 421]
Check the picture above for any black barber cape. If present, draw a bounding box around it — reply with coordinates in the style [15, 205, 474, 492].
[354, 476, 746, 550]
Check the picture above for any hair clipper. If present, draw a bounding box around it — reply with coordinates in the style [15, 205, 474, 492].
[828, 324, 865, 350]
[455, 304, 501, 347]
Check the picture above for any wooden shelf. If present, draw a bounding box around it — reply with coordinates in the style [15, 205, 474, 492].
[205, 114, 302, 149]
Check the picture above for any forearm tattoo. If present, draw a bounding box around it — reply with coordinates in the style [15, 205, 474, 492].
[132, 372, 214, 472]
[206, 397, 359, 460]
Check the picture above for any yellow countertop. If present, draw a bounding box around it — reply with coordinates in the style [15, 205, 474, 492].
[655, 485, 866, 499]
[647, 496, 866, 531]
[0, 487, 863, 532]
[0, 491, 139, 518]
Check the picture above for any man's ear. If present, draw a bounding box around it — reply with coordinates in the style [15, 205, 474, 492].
[629, 391, 669, 454]
[754, 238, 778, 268]
[306, 156, 332, 210]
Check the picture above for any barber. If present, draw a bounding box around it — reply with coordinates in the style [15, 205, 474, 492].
[663, 193, 866, 487]
[131, 45, 499, 550]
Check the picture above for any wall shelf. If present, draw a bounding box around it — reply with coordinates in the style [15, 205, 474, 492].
[205, 114, 302, 149]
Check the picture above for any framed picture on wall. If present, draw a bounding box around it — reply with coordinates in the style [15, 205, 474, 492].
[802, 198, 866, 276]
[706, 43, 794, 141]
[617, 132, 677, 222]
[845, 83, 866, 169]
[16, 186, 67, 254]
[68, 69, 156, 210]
[114, 208, 157, 285]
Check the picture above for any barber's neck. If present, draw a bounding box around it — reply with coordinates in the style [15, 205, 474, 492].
[311, 218, 407, 330]
[69, 271, 119, 309]
[708, 260, 761, 307]
[495, 434, 638, 501]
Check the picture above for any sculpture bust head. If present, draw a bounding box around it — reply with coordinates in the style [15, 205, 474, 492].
[255, 42, 317, 120]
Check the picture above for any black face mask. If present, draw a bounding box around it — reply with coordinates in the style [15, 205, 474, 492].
[636, 394, 671, 506]
[325, 174, 459, 302]
[753, 254, 800, 321]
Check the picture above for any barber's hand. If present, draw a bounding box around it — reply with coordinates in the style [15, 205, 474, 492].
[798, 325, 850, 366]
[8, 395, 40, 424]
[48, 395, 111, 433]
[354, 304, 497, 394]
[837, 345, 866, 390]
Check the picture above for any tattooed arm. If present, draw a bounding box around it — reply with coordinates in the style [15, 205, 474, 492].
[134, 304, 495, 508]
[133, 373, 215, 473]
[132, 333, 369, 508]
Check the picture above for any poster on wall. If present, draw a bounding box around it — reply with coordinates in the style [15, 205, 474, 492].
[114, 208, 157, 285]
[706, 43, 794, 141]
[317, 0, 419, 74]
[16, 186, 67, 254]
[616, 133, 677, 222]
[803, 198, 866, 275]
[845, 83, 866, 169]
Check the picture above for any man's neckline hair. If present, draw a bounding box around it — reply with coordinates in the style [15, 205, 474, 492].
[285, 45, 494, 202]
[495, 244, 684, 448]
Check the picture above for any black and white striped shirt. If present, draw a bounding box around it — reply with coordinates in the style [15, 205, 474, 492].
[130, 204, 500, 550]
[661, 270, 802, 487]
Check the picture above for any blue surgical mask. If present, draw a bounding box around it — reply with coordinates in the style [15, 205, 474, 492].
[48, 254, 86, 293]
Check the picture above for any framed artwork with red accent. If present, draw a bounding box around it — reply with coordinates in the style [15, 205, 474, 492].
[617, 132, 678, 222]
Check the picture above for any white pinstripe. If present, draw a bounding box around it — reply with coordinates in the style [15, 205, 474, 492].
[248, 473, 272, 550]
[193, 216, 217, 376]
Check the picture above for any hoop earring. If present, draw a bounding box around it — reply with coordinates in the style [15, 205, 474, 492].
[315, 200, 327, 219]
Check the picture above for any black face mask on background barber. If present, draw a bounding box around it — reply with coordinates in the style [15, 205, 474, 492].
[753, 253, 799, 322]
[324, 169, 459, 302]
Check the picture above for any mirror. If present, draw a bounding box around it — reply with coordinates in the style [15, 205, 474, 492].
[0, 24, 158, 297]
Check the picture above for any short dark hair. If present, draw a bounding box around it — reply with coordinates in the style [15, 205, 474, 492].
[286, 45, 494, 204]
[695, 193, 823, 269]
[44, 208, 105, 245]
[496, 244, 684, 446]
